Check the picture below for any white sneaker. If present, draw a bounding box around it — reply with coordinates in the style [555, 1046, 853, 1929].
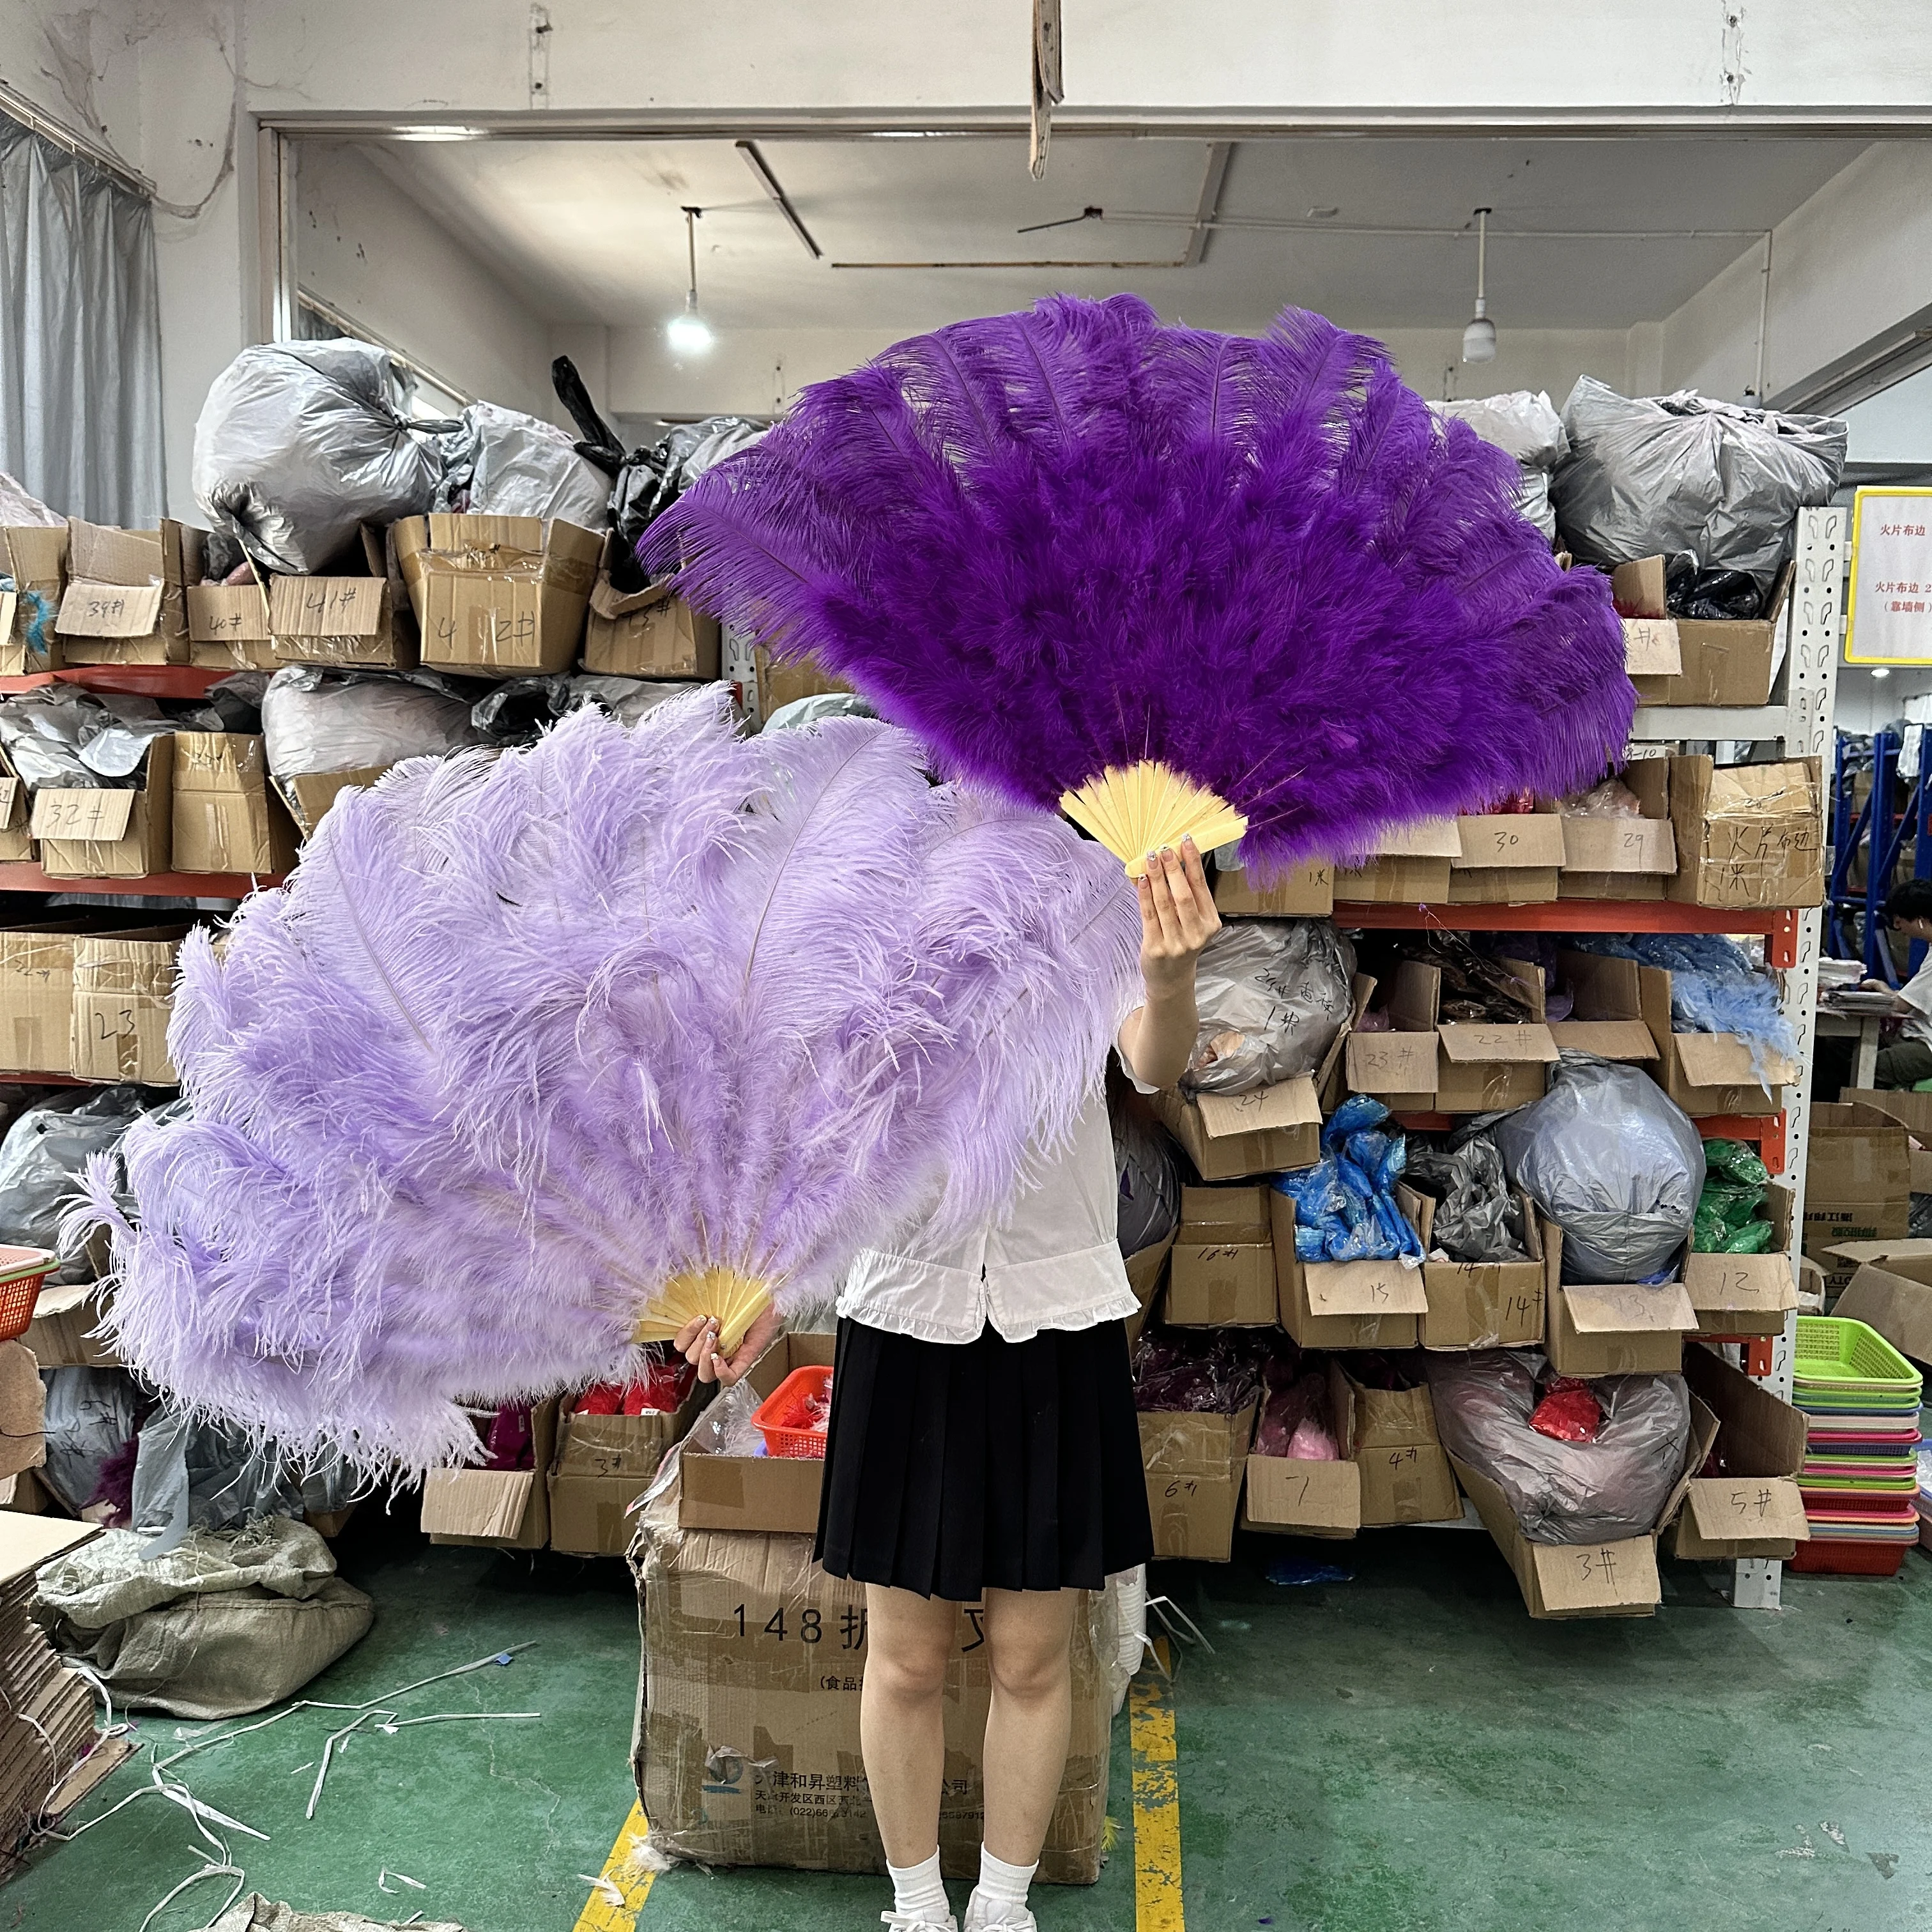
[882, 1913, 958, 1932]
[963, 1901, 1036, 1932]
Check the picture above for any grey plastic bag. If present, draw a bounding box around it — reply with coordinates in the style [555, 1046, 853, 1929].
[1551, 376, 1846, 585]
[1437, 391, 1567, 540]
[1494, 1055, 1704, 1283]
[0, 1089, 152, 1282]
[1407, 1133, 1527, 1263]
[1183, 919, 1355, 1096]
[39, 1365, 141, 1515]
[1112, 1107, 1180, 1256]
[435, 400, 613, 529]
[1427, 1351, 1691, 1544]
[193, 341, 442, 574]
[261, 666, 482, 776]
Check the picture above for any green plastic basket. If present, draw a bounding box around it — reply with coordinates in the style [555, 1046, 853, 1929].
[1793, 1317, 1922, 1396]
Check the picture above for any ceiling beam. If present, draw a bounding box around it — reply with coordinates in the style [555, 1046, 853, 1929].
[737, 139, 822, 258]
[1184, 141, 1232, 266]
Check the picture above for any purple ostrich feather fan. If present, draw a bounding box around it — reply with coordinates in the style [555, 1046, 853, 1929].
[77, 696, 1140, 1473]
[641, 295, 1635, 876]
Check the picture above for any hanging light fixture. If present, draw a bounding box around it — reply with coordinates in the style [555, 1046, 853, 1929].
[1462, 206, 1497, 364]
[667, 206, 716, 356]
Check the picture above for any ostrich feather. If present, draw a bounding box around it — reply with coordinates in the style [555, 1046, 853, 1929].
[80, 696, 1141, 1474]
[643, 296, 1636, 877]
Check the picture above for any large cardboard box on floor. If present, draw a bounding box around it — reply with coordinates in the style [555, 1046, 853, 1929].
[33, 735, 174, 880]
[1271, 1188, 1427, 1349]
[1450, 1393, 1716, 1620]
[1616, 555, 1790, 707]
[1558, 757, 1677, 900]
[583, 552, 721, 680]
[1332, 818, 1459, 904]
[70, 926, 191, 1085]
[1666, 1346, 1810, 1561]
[1348, 958, 1554, 1113]
[3, 525, 68, 673]
[1804, 1103, 1912, 1297]
[1212, 860, 1335, 918]
[171, 733, 298, 876]
[678, 1333, 835, 1535]
[268, 526, 420, 669]
[185, 577, 279, 671]
[548, 1380, 712, 1557]
[1140, 1399, 1258, 1562]
[1446, 804, 1565, 905]
[1666, 755, 1823, 910]
[1165, 1184, 1276, 1326]
[1399, 1184, 1546, 1349]
[1540, 1221, 1695, 1377]
[1827, 1238, 1932, 1365]
[631, 1485, 1111, 1882]
[422, 1398, 560, 1549]
[1685, 1184, 1798, 1340]
[399, 514, 602, 678]
[53, 519, 199, 665]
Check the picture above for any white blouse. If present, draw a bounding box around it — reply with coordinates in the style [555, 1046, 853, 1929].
[836, 1086, 1140, 1346]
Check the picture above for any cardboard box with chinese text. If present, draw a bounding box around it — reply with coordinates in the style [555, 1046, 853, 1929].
[1667, 755, 1823, 910]
[1213, 862, 1335, 918]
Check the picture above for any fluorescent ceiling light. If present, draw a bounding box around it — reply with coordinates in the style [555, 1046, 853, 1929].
[392, 125, 483, 142]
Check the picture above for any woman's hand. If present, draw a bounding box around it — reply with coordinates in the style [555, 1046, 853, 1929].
[674, 1301, 785, 1386]
[1136, 838, 1220, 995]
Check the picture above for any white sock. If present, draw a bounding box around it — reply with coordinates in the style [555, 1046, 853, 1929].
[887, 1850, 951, 1924]
[971, 1846, 1037, 1919]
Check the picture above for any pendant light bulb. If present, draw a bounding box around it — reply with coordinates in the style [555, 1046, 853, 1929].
[1462, 206, 1498, 364]
[668, 206, 716, 356]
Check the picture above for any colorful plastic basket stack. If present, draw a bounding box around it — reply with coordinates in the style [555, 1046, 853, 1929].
[1790, 1316, 1923, 1577]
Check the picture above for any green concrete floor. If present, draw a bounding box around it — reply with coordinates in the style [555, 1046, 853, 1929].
[7, 1502, 1931, 1931]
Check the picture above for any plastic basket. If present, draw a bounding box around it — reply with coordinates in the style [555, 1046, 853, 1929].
[752, 1365, 834, 1460]
[1793, 1317, 1922, 1395]
[1788, 1538, 1910, 1577]
[0, 1247, 57, 1344]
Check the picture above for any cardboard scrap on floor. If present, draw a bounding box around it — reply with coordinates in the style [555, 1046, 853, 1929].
[210, 1898, 466, 1932]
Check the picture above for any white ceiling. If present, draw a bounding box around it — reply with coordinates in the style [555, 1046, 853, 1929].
[335, 132, 1869, 338]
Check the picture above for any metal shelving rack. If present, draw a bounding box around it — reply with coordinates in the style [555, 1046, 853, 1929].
[1334, 506, 1843, 1613]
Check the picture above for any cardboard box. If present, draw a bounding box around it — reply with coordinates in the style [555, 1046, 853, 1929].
[1837, 1087, 1932, 1192]
[53, 518, 199, 664]
[1667, 1346, 1810, 1560]
[548, 1382, 711, 1557]
[1446, 805, 1564, 905]
[22, 1281, 118, 1369]
[70, 927, 189, 1084]
[1401, 1184, 1547, 1349]
[1122, 1231, 1175, 1349]
[1540, 1220, 1695, 1377]
[186, 578, 279, 671]
[1617, 556, 1790, 707]
[33, 735, 174, 879]
[1804, 1103, 1912, 1296]
[273, 766, 391, 841]
[678, 1333, 836, 1534]
[1271, 1188, 1427, 1349]
[1335, 1358, 1461, 1526]
[1666, 755, 1823, 910]
[1213, 862, 1335, 918]
[0, 1342, 45, 1483]
[1686, 1184, 1797, 1340]
[1241, 1444, 1361, 1540]
[2, 525, 67, 673]
[1332, 818, 1459, 904]
[755, 645, 852, 725]
[398, 514, 602, 678]
[631, 1489, 1110, 1882]
[268, 526, 420, 668]
[0, 750, 31, 862]
[583, 553, 721, 680]
[171, 733, 298, 876]
[1153, 1077, 1323, 1183]
[422, 1398, 559, 1548]
[1139, 1400, 1258, 1561]
[0, 923, 89, 1075]
[1348, 958, 1555, 1112]
[1165, 1183, 1276, 1326]
[1558, 758, 1677, 900]
[1828, 1238, 1932, 1364]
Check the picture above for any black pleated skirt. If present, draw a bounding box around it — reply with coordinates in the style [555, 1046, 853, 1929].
[814, 1315, 1154, 1601]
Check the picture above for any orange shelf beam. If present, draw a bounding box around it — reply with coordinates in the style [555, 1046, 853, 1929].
[0, 862, 282, 900]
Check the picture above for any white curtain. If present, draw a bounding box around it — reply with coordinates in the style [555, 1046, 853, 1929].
[0, 114, 164, 526]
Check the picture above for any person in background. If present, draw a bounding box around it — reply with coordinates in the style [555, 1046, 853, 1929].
[1859, 877, 1932, 1087]
[678, 839, 1218, 1932]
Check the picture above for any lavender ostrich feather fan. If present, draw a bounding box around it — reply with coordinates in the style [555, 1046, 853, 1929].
[643, 295, 1635, 877]
[78, 696, 1140, 1473]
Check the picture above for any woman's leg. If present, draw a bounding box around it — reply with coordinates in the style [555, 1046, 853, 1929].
[862, 1583, 960, 1866]
[979, 1587, 1079, 1863]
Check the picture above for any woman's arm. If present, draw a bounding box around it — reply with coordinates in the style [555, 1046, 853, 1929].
[1117, 838, 1221, 1091]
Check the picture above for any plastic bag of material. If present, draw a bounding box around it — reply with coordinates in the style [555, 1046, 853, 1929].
[1427, 1351, 1691, 1544]
[1131, 1328, 1269, 1414]
[608, 418, 767, 592]
[1183, 919, 1355, 1096]
[1274, 1096, 1426, 1264]
[434, 400, 613, 529]
[130, 1407, 314, 1556]
[468, 673, 701, 742]
[1494, 1055, 1704, 1284]
[192, 341, 443, 575]
[763, 693, 879, 731]
[1551, 376, 1847, 588]
[1406, 1131, 1528, 1263]
[1436, 391, 1568, 540]
[0, 1089, 152, 1282]
[0, 471, 61, 526]
[260, 666, 482, 776]
[1112, 1107, 1180, 1256]
[1694, 1137, 1774, 1252]
[39, 1367, 142, 1516]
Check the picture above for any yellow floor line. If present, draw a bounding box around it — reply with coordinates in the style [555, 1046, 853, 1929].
[1130, 1661, 1185, 1932]
[572, 1799, 656, 1932]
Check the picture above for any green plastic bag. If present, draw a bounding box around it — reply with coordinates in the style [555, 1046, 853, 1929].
[1693, 1138, 1772, 1252]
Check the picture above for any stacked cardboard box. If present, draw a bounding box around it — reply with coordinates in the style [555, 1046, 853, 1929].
[1165, 1184, 1276, 1326]
[583, 547, 721, 680]
[1, 525, 67, 674]
[421, 1400, 560, 1549]
[53, 519, 198, 666]
[1614, 555, 1790, 708]
[548, 1380, 712, 1558]
[171, 734, 298, 876]
[1667, 755, 1823, 910]
[1804, 1104, 1913, 1298]
[397, 514, 602, 678]
[268, 526, 419, 668]
[33, 739, 175, 880]
[1539, 1220, 1696, 1377]
[0, 919, 188, 1079]
[1558, 758, 1677, 900]
[1139, 1397, 1258, 1562]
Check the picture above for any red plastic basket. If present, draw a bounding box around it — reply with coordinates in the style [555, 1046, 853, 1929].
[753, 1365, 834, 1459]
[0, 1247, 57, 1344]
[1788, 1538, 1910, 1577]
